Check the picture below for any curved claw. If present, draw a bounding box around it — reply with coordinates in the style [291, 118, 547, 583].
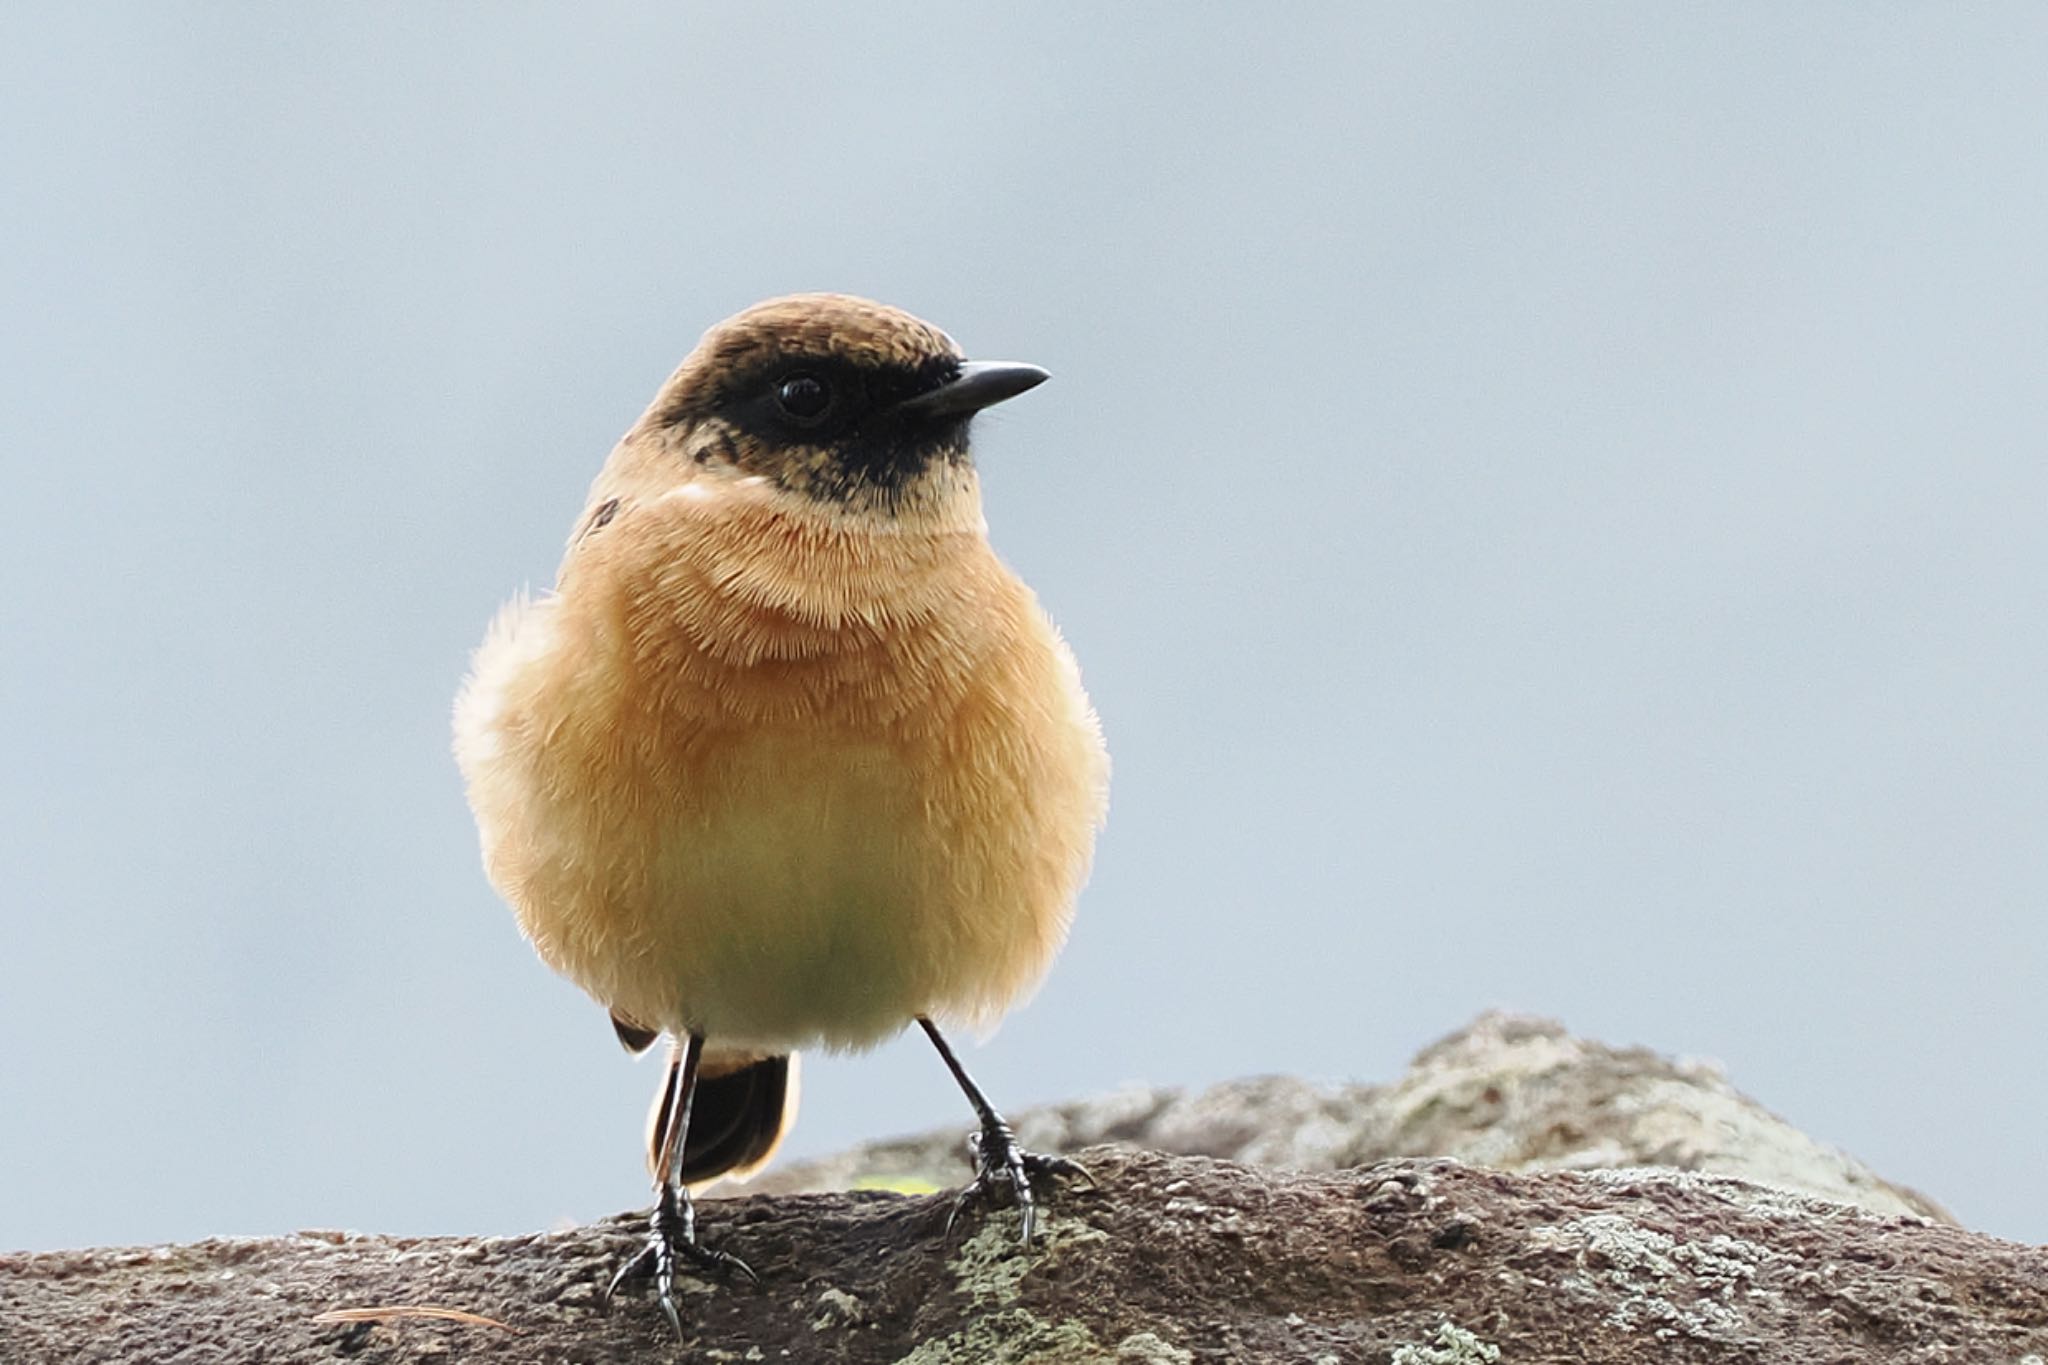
[691, 1244, 760, 1288]
[604, 1190, 756, 1339]
[1031, 1153, 1097, 1190]
[603, 1242, 657, 1302]
[942, 1184, 976, 1241]
[604, 1239, 683, 1339]
[946, 1123, 1089, 1246]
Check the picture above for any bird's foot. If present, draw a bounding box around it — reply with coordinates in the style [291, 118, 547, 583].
[605, 1182, 757, 1338]
[945, 1117, 1094, 1246]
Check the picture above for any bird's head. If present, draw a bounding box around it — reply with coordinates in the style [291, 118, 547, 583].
[615, 294, 1047, 518]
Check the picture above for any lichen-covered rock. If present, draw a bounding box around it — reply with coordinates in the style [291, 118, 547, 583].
[757, 1013, 1949, 1223]
[6, 1149, 2043, 1363]
[2, 1019, 2017, 1360]
[1339, 1012, 1951, 1221]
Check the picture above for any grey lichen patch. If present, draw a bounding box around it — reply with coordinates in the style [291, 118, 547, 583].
[946, 1215, 1109, 1309]
[1531, 1212, 1780, 1341]
[1157, 1180, 1249, 1240]
[810, 1285, 866, 1330]
[887, 1310, 1183, 1365]
[1113, 1330, 1195, 1363]
[1347, 1013, 1952, 1223]
[1390, 1322, 1502, 1364]
[1578, 1165, 1885, 1225]
[1378, 1026, 1592, 1166]
[892, 1204, 1119, 1363]
[891, 1308, 1113, 1365]
[1602, 1077, 1939, 1218]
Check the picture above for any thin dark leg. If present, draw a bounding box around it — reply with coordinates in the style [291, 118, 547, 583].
[919, 1015, 1009, 1134]
[656, 1031, 702, 1189]
[605, 1032, 756, 1338]
[918, 1016, 1092, 1245]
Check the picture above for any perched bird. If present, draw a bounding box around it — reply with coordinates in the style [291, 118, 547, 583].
[453, 294, 1109, 1332]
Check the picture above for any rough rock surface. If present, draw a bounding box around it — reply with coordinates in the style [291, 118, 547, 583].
[6, 1149, 2044, 1364]
[757, 1013, 1950, 1223]
[6, 1016, 2032, 1363]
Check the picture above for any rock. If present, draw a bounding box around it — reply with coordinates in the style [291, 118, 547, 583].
[755, 1012, 1950, 1223]
[5, 1149, 2043, 1363]
[6, 1015, 2030, 1362]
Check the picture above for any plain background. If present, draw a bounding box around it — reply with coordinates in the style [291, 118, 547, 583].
[4, 7, 2044, 1254]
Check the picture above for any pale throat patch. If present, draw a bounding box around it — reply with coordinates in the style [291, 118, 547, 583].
[660, 459, 988, 536]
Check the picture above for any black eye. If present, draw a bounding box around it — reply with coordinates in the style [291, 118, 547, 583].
[776, 373, 832, 422]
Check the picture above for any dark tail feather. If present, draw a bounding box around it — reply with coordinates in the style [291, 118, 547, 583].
[610, 1010, 660, 1054]
[646, 1049, 798, 1189]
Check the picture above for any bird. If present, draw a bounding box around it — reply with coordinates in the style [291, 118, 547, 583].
[453, 293, 1109, 1333]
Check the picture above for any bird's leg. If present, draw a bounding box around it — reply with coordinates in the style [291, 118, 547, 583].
[605, 1031, 757, 1337]
[918, 1016, 1093, 1245]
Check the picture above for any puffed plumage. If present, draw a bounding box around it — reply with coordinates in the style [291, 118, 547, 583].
[454, 294, 1107, 1182]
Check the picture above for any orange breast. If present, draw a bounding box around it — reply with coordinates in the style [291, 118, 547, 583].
[458, 477, 1107, 1051]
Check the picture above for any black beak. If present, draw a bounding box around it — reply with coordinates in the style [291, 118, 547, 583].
[896, 360, 1050, 418]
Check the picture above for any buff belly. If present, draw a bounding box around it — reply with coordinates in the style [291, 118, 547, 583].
[626, 733, 953, 1050]
[492, 720, 1058, 1055]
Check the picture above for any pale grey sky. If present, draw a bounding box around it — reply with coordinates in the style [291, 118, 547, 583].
[4, 6, 2045, 1253]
